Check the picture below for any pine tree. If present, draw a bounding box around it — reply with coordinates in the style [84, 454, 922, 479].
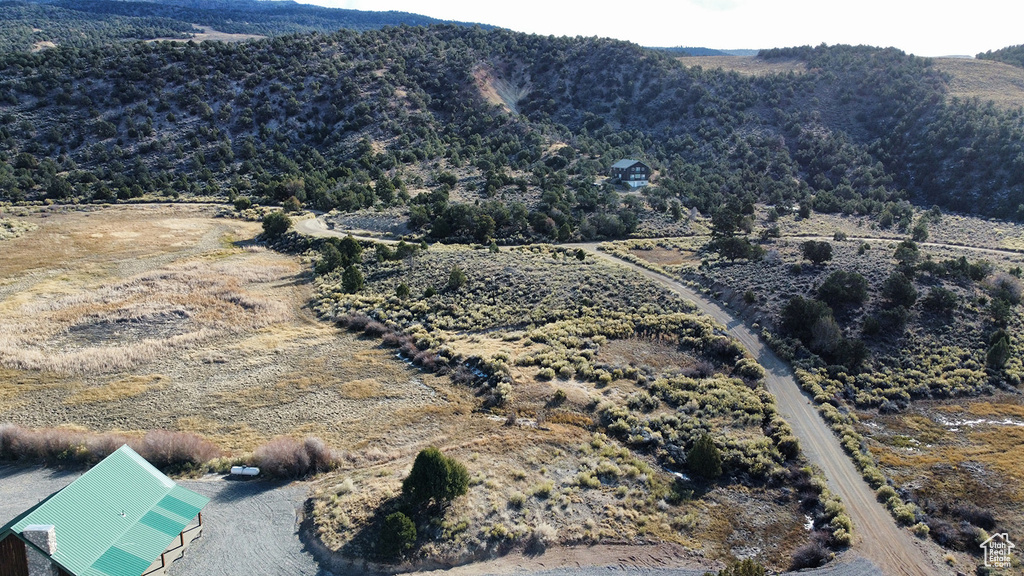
[342, 265, 364, 293]
[378, 512, 416, 559]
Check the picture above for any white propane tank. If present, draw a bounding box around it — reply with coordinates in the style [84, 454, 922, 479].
[230, 465, 260, 477]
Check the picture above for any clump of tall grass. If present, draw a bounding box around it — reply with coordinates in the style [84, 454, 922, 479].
[254, 436, 341, 478]
[0, 423, 220, 472]
[139, 429, 220, 472]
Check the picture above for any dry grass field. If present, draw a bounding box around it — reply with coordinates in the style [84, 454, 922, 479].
[933, 57, 1024, 110]
[0, 204, 463, 453]
[677, 56, 807, 76]
[678, 55, 1024, 112]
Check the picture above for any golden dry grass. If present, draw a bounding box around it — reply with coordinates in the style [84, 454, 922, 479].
[965, 400, 1024, 419]
[867, 393, 1024, 565]
[933, 57, 1024, 110]
[0, 259, 292, 373]
[0, 205, 472, 453]
[64, 374, 166, 405]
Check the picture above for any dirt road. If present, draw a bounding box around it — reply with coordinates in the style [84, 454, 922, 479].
[293, 216, 401, 244]
[292, 214, 949, 574]
[573, 245, 949, 576]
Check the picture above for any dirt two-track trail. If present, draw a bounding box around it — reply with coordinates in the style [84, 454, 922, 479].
[573, 245, 950, 576]
[298, 217, 948, 575]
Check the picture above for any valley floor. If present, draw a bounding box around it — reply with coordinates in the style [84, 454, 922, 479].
[3, 204, 1019, 574]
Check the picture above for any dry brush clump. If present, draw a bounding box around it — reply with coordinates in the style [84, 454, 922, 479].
[0, 217, 37, 240]
[254, 436, 343, 478]
[0, 423, 220, 472]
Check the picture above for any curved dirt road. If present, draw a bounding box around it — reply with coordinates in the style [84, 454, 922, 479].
[572, 245, 948, 576]
[293, 216, 402, 244]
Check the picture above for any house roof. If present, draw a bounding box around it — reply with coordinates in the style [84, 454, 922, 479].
[0, 445, 209, 576]
[611, 159, 647, 169]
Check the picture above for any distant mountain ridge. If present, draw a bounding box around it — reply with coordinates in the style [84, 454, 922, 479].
[0, 0, 493, 52]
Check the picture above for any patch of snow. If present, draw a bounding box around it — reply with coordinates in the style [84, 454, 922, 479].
[934, 414, 1024, 429]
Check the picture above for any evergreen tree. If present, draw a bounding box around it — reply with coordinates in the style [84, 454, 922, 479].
[447, 265, 467, 290]
[315, 243, 343, 275]
[688, 434, 722, 479]
[402, 447, 469, 507]
[801, 241, 833, 265]
[378, 512, 416, 559]
[262, 211, 291, 238]
[342, 265, 364, 293]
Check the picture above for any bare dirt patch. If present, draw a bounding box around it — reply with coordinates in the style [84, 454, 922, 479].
[597, 338, 699, 375]
[149, 25, 266, 44]
[31, 41, 56, 52]
[473, 64, 532, 115]
[678, 56, 807, 76]
[629, 247, 699, 267]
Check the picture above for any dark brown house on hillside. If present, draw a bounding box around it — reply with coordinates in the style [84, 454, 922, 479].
[610, 159, 650, 188]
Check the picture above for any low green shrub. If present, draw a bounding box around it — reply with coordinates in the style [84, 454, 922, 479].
[378, 512, 416, 559]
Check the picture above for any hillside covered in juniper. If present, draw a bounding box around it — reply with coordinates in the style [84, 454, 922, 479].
[0, 20, 1022, 242]
[0, 0, 489, 53]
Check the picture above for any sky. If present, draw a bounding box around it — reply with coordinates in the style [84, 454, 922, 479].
[293, 0, 1023, 57]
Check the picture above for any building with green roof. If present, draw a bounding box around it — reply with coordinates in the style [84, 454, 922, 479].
[0, 445, 208, 576]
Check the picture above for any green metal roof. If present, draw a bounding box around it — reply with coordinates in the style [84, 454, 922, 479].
[0, 445, 209, 576]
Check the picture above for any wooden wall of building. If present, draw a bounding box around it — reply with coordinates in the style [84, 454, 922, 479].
[0, 534, 29, 576]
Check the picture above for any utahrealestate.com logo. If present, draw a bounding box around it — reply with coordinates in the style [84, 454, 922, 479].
[980, 533, 1015, 569]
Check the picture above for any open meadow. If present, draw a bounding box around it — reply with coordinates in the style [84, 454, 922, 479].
[0, 204, 463, 453]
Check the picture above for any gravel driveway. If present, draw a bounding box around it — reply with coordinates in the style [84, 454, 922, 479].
[1, 464, 882, 576]
[0, 466, 324, 576]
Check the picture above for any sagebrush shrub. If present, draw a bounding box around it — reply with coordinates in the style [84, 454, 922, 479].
[139, 430, 219, 471]
[255, 436, 338, 478]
